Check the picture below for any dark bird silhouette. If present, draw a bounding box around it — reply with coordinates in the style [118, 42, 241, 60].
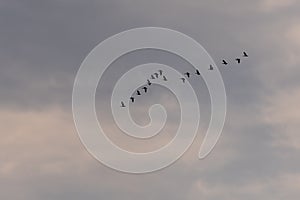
[195, 69, 201, 75]
[151, 75, 155, 79]
[209, 65, 214, 70]
[184, 72, 190, 78]
[142, 86, 148, 93]
[130, 97, 135, 103]
[180, 78, 186, 83]
[158, 70, 163, 76]
[163, 76, 168, 81]
[243, 51, 248, 57]
[147, 79, 152, 86]
[222, 60, 228, 65]
[121, 101, 126, 107]
[154, 73, 159, 78]
[236, 58, 241, 64]
[136, 90, 141, 96]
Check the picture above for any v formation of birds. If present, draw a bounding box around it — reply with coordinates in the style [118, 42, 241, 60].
[120, 51, 249, 107]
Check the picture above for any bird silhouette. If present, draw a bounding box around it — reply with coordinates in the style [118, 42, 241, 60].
[236, 58, 241, 64]
[147, 79, 152, 86]
[130, 97, 135, 103]
[142, 86, 148, 93]
[243, 51, 248, 57]
[136, 90, 141, 96]
[154, 73, 159, 78]
[195, 69, 201, 75]
[158, 70, 163, 76]
[151, 75, 155, 79]
[222, 60, 228, 65]
[184, 72, 190, 78]
[209, 65, 214, 70]
[180, 78, 186, 83]
[121, 101, 126, 107]
[163, 76, 168, 81]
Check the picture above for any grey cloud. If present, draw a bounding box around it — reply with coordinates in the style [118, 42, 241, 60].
[1, 0, 300, 199]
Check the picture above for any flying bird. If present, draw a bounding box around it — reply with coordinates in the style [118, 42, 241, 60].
[209, 65, 214, 70]
[154, 73, 159, 78]
[180, 77, 186, 83]
[184, 72, 190, 78]
[243, 51, 248, 57]
[147, 79, 152, 86]
[130, 97, 135, 103]
[142, 86, 148, 93]
[222, 60, 228, 65]
[136, 90, 141, 96]
[236, 58, 241, 64]
[163, 76, 168, 81]
[158, 70, 163, 76]
[195, 69, 201, 75]
[151, 75, 155, 79]
[120, 101, 126, 107]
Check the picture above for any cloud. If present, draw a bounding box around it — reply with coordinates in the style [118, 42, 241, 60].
[1, 0, 300, 199]
[259, 0, 296, 12]
[286, 24, 300, 47]
[0, 108, 87, 177]
[189, 172, 300, 199]
[263, 87, 300, 150]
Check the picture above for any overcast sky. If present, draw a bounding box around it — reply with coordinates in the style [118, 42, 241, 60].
[1, 0, 300, 199]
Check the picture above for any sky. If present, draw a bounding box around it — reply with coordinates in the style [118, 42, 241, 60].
[1, 0, 300, 199]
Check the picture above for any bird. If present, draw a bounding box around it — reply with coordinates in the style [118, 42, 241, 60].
[209, 65, 214, 70]
[163, 76, 168, 81]
[158, 70, 163, 76]
[154, 73, 159, 78]
[236, 58, 241, 64]
[243, 51, 248, 57]
[151, 75, 155, 79]
[222, 60, 228, 65]
[142, 86, 148, 93]
[136, 90, 141, 96]
[130, 97, 135, 103]
[184, 72, 190, 78]
[180, 77, 186, 83]
[121, 101, 126, 107]
[195, 69, 201, 75]
[147, 79, 152, 86]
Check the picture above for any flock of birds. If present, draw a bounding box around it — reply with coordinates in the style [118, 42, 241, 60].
[120, 51, 249, 108]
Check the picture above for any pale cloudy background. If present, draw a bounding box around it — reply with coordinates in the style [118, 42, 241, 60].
[1, 0, 300, 199]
